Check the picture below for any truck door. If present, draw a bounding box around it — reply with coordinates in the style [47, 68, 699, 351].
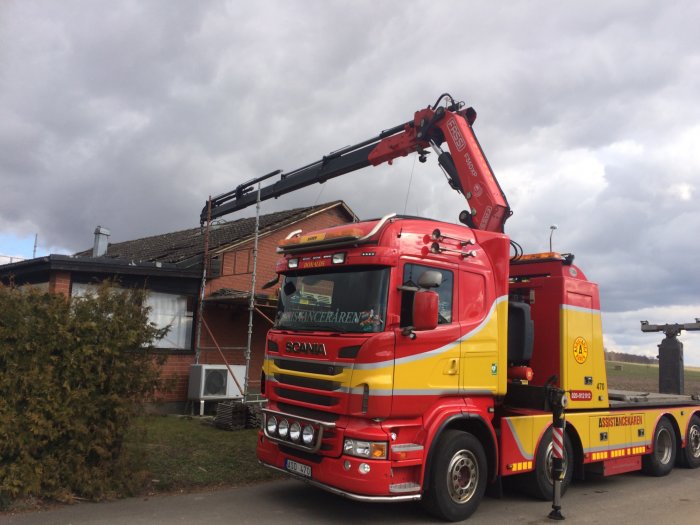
[562, 289, 608, 409]
[459, 269, 503, 396]
[391, 262, 461, 417]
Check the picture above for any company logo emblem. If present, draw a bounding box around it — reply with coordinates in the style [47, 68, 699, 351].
[447, 118, 466, 151]
[573, 336, 588, 364]
[285, 341, 327, 356]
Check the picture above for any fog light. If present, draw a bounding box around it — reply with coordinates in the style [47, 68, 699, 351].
[266, 415, 278, 435]
[359, 463, 371, 475]
[290, 421, 302, 442]
[278, 419, 289, 438]
[302, 425, 315, 445]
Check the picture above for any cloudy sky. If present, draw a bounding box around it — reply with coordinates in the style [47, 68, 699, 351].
[1, 1, 699, 362]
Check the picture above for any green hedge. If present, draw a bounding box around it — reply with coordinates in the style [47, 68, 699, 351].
[0, 283, 166, 505]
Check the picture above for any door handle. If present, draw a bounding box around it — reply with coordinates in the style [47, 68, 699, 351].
[444, 358, 458, 375]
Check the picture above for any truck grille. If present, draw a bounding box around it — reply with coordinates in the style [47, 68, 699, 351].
[278, 402, 340, 422]
[275, 373, 341, 391]
[274, 358, 344, 376]
[276, 388, 340, 407]
[271, 357, 347, 410]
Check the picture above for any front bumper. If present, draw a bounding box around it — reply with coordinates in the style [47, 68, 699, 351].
[257, 432, 422, 502]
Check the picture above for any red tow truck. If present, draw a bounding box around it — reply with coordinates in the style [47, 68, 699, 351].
[203, 94, 700, 521]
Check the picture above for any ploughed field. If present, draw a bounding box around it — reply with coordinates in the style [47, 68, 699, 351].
[605, 360, 700, 394]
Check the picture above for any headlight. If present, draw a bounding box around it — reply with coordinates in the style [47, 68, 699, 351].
[266, 415, 278, 435]
[332, 252, 346, 264]
[288, 258, 299, 269]
[278, 419, 289, 438]
[302, 425, 315, 445]
[289, 421, 302, 442]
[343, 438, 387, 459]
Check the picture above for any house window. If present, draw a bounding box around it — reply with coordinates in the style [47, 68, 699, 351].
[145, 292, 194, 350]
[234, 249, 252, 274]
[71, 282, 104, 299]
[72, 284, 193, 350]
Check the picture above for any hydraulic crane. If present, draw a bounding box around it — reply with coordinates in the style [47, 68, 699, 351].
[201, 94, 511, 233]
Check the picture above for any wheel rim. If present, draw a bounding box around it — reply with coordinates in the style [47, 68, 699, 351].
[446, 449, 479, 504]
[544, 441, 568, 486]
[688, 424, 700, 459]
[656, 426, 673, 464]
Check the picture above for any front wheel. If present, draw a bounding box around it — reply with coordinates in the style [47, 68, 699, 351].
[642, 417, 677, 476]
[421, 430, 487, 522]
[519, 427, 573, 501]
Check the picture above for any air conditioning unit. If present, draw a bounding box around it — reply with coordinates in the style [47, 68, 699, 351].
[188, 364, 246, 400]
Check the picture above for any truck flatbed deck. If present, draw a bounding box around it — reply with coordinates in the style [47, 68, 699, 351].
[608, 389, 700, 409]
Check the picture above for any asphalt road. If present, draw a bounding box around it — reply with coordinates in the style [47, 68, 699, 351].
[4, 467, 700, 525]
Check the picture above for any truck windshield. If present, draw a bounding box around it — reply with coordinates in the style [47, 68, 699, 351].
[276, 267, 390, 333]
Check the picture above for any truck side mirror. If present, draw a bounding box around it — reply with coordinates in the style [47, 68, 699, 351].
[413, 290, 439, 331]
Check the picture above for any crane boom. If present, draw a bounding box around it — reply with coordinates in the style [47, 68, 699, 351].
[202, 94, 511, 232]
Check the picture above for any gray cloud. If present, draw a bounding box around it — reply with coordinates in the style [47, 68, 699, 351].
[1, 0, 699, 360]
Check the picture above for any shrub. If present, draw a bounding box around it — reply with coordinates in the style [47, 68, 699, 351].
[0, 283, 166, 505]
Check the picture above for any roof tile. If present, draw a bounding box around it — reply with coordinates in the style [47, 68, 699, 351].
[75, 201, 351, 265]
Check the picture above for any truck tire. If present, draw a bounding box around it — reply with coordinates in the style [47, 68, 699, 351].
[421, 430, 487, 522]
[642, 417, 677, 476]
[680, 414, 700, 469]
[519, 427, 573, 501]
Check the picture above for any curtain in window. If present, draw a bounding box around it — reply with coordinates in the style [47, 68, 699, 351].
[145, 292, 193, 349]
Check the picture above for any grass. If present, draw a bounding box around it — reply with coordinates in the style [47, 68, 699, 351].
[125, 415, 281, 493]
[128, 363, 700, 494]
[605, 360, 700, 393]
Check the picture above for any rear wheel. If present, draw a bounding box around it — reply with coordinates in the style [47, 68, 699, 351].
[642, 417, 677, 476]
[422, 430, 487, 522]
[519, 427, 573, 501]
[680, 414, 700, 469]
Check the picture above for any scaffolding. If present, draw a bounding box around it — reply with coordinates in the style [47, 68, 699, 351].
[194, 186, 268, 406]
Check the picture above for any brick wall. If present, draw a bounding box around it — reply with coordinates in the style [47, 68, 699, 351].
[207, 206, 352, 297]
[49, 270, 71, 296]
[157, 354, 193, 402]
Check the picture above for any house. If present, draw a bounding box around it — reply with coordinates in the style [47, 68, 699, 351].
[0, 200, 356, 412]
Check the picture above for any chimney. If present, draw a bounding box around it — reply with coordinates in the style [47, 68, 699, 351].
[92, 226, 111, 257]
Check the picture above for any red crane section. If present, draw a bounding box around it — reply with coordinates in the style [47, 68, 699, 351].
[203, 94, 510, 233]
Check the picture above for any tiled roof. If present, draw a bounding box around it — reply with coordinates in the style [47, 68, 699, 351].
[75, 201, 353, 267]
